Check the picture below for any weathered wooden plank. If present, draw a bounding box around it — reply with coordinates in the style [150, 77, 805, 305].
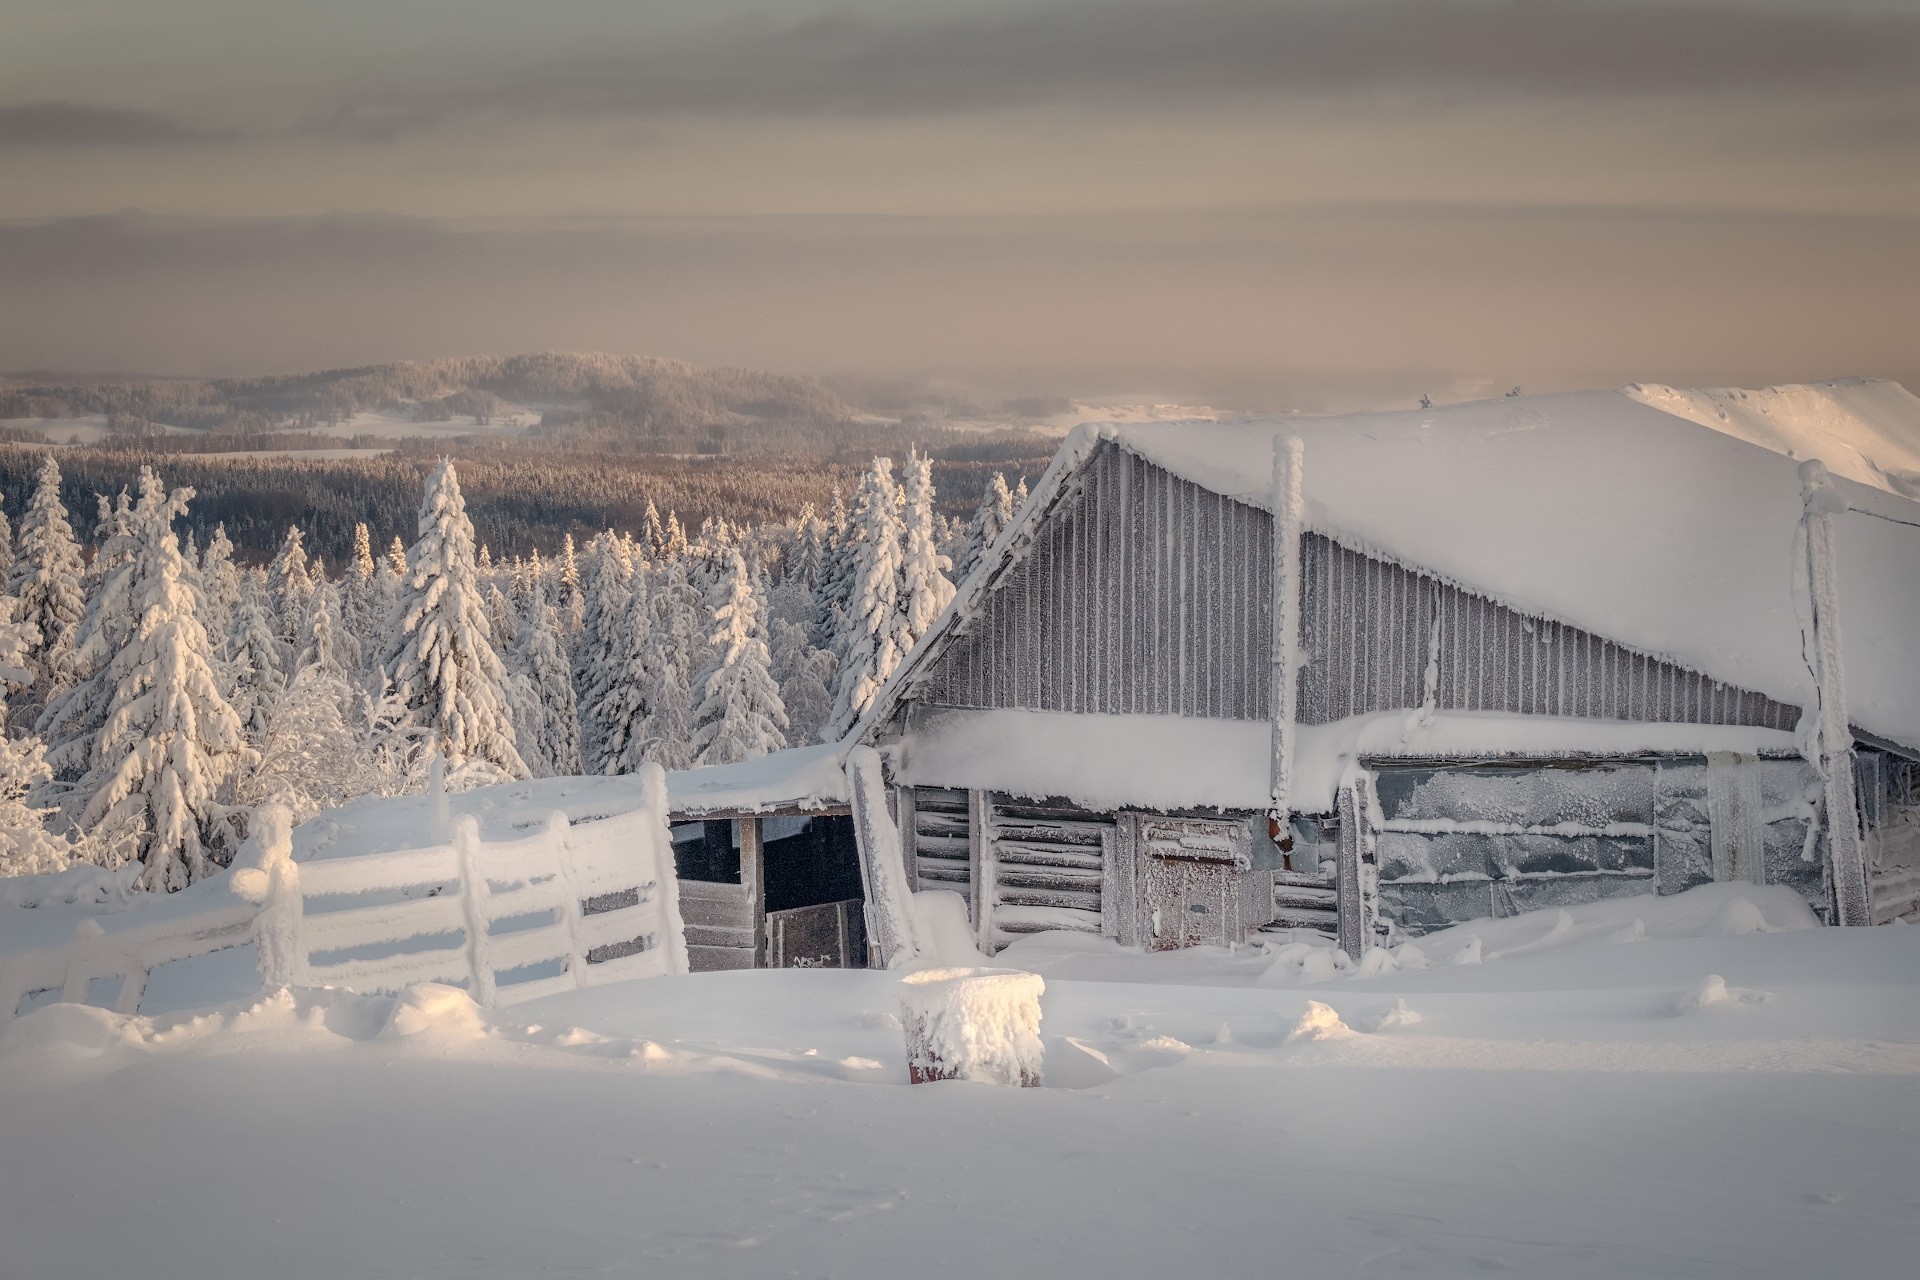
[992, 843, 1105, 871]
[996, 885, 1101, 912]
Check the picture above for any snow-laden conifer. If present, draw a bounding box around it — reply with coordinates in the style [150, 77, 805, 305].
[37, 489, 140, 780]
[75, 471, 245, 889]
[690, 551, 788, 766]
[340, 521, 379, 660]
[635, 557, 700, 771]
[234, 580, 365, 824]
[899, 449, 956, 646]
[196, 524, 241, 655]
[507, 584, 582, 778]
[596, 575, 656, 775]
[226, 579, 286, 739]
[960, 471, 1015, 582]
[7, 456, 86, 708]
[0, 732, 72, 877]
[379, 460, 525, 781]
[828, 458, 908, 736]
[572, 534, 633, 774]
[267, 525, 314, 658]
[768, 618, 836, 747]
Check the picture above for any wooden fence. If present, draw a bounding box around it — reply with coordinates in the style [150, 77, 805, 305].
[0, 764, 687, 1023]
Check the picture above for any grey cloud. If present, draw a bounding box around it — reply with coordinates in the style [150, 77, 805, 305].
[0, 102, 239, 148]
[328, 1, 1920, 131]
[1, 206, 1913, 392]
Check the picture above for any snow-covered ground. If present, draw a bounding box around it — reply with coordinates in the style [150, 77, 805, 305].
[2, 882, 1914, 1279]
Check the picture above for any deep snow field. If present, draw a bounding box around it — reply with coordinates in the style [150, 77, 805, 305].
[2, 883, 1915, 1280]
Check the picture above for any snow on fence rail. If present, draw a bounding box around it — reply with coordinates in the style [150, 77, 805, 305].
[0, 764, 688, 1023]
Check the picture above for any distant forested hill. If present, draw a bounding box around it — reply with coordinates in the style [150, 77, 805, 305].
[0, 352, 1057, 459]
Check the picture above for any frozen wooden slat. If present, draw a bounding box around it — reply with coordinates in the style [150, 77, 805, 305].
[992, 842, 1104, 871]
[300, 895, 468, 954]
[298, 846, 458, 897]
[995, 885, 1101, 912]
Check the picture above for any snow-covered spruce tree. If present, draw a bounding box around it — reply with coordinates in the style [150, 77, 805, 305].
[960, 471, 1015, 582]
[768, 617, 836, 747]
[596, 575, 657, 776]
[641, 500, 667, 558]
[225, 578, 286, 739]
[690, 550, 788, 767]
[0, 594, 69, 875]
[508, 586, 582, 777]
[899, 448, 956, 647]
[195, 524, 241, 657]
[36, 489, 140, 783]
[340, 521, 379, 662]
[484, 583, 518, 654]
[0, 731, 72, 877]
[828, 458, 908, 736]
[0, 499, 13, 584]
[379, 460, 525, 781]
[571, 533, 634, 774]
[267, 525, 314, 659]
[233, 577, 367, 823]
[296, 579, 358, 696]
[7, 456, 87, 710]
[635, 556, 701, 771]
[75, 471, 246, 889]
[812, 484, 854, 650]
[556, 532, 582, 630]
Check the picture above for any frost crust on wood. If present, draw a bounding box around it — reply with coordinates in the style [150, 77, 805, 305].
[898, 966, 1044, 1087]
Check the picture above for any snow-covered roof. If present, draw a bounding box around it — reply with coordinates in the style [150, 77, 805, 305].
[859, 379, 1920, 755]
[664, 742, 851, 816]
[894, 706, 1803, 815]
[1625, 379, 1920, 500]
[1091, 383, 1920, 750]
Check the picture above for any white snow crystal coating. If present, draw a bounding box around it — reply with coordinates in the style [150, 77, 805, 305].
[897, 966, 1045, 1086]
[1673, 974, 1774, 1013]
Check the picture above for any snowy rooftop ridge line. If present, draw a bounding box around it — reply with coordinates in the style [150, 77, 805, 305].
[862, 380, 1920, 754]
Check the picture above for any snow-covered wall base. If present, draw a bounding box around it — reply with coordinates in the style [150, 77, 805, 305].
[897, 966, 1044, 1086]
[1368, 756, 1825, 936]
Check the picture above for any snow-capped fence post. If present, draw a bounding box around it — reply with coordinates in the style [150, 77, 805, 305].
[898, 967, 1044, 1086]
[452, 815, 497, 1005]
[1269, 436, 1304, 844]
[240, 805, 307, 989]
[1335, 769, 1381, 959]
[1799, 460, 1870, 926]
[847, 744, 923, 968]
[634, 761, 690, 977]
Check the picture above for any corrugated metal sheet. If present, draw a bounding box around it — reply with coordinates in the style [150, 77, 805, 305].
[916, 442, 1799, 731]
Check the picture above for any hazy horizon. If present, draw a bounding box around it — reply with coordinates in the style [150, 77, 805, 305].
[4, 1, 1915, 398]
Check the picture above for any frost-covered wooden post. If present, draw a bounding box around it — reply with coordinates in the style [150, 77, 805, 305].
[847, 745, 924, 968]
[967, 788, 996, 954]
[738, 816, 765, 968]
[898, 967, 1044, 1086]
[1799, 460, 1870, 926]
[452, 815, 497, 1005]
[1269, 436, 1304, 845]
[636, 762, 691, 975]
[61, 919, 103, 1005]
[243, 805, 308, 989]
[1335, 769, 1381, 959]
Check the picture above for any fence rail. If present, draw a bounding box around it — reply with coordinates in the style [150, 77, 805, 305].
[0, 763, 688, 1024]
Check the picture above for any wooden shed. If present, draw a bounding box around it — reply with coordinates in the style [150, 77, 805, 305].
[857, 386, 1920, 956]
[664, 745, 870, 971]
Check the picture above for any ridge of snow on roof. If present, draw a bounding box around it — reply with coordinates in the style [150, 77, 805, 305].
[1097, 383, 1920, 751]
[1625, 379, 1920, 500]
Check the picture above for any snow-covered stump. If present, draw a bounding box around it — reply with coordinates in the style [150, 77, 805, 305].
[898, 967, 1044, 1087]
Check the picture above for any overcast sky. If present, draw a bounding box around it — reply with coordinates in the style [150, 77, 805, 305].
[2, 0, 1914, 400]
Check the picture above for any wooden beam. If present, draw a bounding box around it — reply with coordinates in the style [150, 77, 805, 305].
[895, 786, 920, 893]
[1800, 460, 1870, 926]
[1335, 773, 1380, 959]
[1270, 436, 1305, 830]
[737, 816, 765, 968]
[968, 788, 996, 954]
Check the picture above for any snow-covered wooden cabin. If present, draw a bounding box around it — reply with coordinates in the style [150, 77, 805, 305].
[858, 382, 1920, 955]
